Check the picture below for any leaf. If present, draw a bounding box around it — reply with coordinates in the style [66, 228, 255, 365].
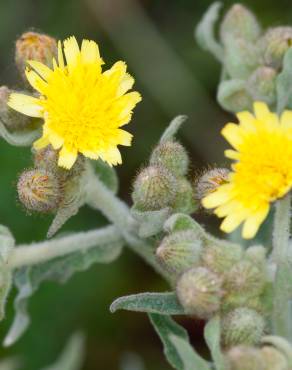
[163, 213, 199, 233]
[41, 332, 85, 370]
[4, 240, 123, 346]
[169, 335, 211, 370]
[195, 2, 224, 62]
[0, 118, 41, 147]
[204, 316, 227, 370]
[276, 48, 292, 113]
[149, 314, 210, 370]
[0, 358, 19, 370]
[131, 207, 172, 238]
[217, 79, 252, 113]
[160, 116, 187, 143]
[262, 335, 292, 367]
[110, 292, 184, 315]
[94, 159, 119, 194]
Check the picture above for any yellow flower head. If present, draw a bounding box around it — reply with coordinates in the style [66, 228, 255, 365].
[8, 36, 142, 169]
[203, 102, 292, 239]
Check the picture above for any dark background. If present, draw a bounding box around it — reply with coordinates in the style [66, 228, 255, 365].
[0, 0, 290, 369]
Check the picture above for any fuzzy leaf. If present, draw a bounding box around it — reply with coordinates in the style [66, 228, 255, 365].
[276, 48, 292, 113]
[204, 316, 227, 370]
[131, 207, 172, 238]
[0, 119, 41, 146]
[149, 314, 210, 370]
[164, 213, 199, 233]
[4, 240, 123, 346]
[110, 292, 184, 315]
[160, 116, 187, 143]
[195, 2, 224, 62]
[42, 332, 85, 370]
[94, 159, 119, 194]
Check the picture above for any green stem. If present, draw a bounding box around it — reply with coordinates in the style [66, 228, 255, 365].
[272, 193, 291, 338]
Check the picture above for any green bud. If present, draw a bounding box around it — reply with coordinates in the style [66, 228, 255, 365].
[176, 267, 223, 319]
[17, 168, 64, 213]
[196, 168, 229, 203]
[15, 31, 57, 81]
[172, 178, 196, 214]
[222, 294, 263, 314]
[217, 79, 252, 113]
[260, 27, 292, 70]
[246, 66, 277, 105]
[132, 166, 177, 211]
[0, 86, 31, 131]
[261, 346, 289, 370]
[245, 245, 267, 267]
[150, 141, 189, 177]
[201, 241, 243, 274]
[224, 260, 266, 298]
[156, 230, 202, 276]
[226, 346, 265, 370]
[163, 213, 199, 233]
[220, 4, 261, 45]
[222, 308, 265, 347]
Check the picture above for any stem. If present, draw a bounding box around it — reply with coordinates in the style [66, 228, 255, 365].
[9, 225, 123, 269]
[272, 193, 291, 338]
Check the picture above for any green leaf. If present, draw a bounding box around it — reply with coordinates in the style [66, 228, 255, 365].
[195, 2, 224, 62]
[0, 118, 41, 146]
[94, 159, 119, 194]
[204, 316, 227, 370]
[276, 48, 292, 113]
[164, 214, 199, 233]
[42, 332, 85, 370]
[0, 358, 19, 370]
[4, 240, 123, 347]
[110, 292, 184, 315]
[149, 314, 210, 370]
[160, 116, 187, 143]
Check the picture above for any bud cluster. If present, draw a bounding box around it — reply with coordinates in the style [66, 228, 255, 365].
[156, 214, 269, 347]
[213, 4, 292, 112]
[132, 140, 196, 214]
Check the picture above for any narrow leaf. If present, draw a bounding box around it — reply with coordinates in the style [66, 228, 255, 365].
[0, 119, 41, 146]
[276, 48, 292, 113]
[195, 2, 224, 62]
[131, 207, 171, 238]
[204, 316, 227, 370]
[110, 292, 184, 315]
[160, 116, 187, 143]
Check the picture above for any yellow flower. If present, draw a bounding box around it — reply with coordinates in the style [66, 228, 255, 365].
[8, 36, 141, 169]
[202, 102, 292, 239]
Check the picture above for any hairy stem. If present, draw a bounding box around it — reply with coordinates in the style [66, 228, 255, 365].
[9, 225, 123, 269]
[272, 193, 291, 338]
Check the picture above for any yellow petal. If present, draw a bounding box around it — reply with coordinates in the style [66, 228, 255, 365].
[253, 101, 270, 120]
[118, 73, 134, 96]
[58, 146, 78, 169]
[281, 110, 292, 129]
[202, 184, 233, 208]
[48, 130, 64, 149]
[100, 147, 122, 166]
[118, 92, 142, 123]
[33, 135, 50, 150]
[58, 40, 65, 69]
[224, 149, 240, 160]
[81, 39, 101, 64]
[27, 60, 52, 80]
[220, 211, 246, 233]
[8, 93, 43, 118]
[117, 129, 133, 146]
[63, 36, 80, 69]
[242, 206, 269, 239]
[221, 123, 243, 150]
[236, 111, 257, 132]
[25, 69, 47, 93]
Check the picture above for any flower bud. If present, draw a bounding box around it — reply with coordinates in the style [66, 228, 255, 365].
[33, 145, 59, 172]
[15, 31, 57, 80]
[0, 86, 31, 131]
[172, 178, 196, 214]
[150, 141, 189, 177]
[17, 168, 63, 213]
[156, 230, 202, 276]
[260, 346, 289, 370]
[132, 166, 177, 211]
[222, 295, 263, 314]
[196, 168, 229, 203]
[222, 308, 265, 347]
[201, 242, 243, 274]
[245, 245, 267, 267]
[217, 79, 253, 113]
[220, 4, 261, 45]
[260, 27, 292, 70]
[246, 67, 277, 105]
[224, 260, 266, 298]
[176, 267, 223, 319]
[226, 346, 265, 370]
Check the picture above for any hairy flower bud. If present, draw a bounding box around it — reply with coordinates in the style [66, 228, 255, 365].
[217, 80, 253, 113]
[245, 245, 267, 267]
[176, 267, 223, 318]
[222, 295, 263, 314]
[226, 346, 265, 370]
[246, 67, 277, 105]
[196, 168, 229, 203]
[260, 346, 289, 370]
[0, 86, 31, 131]
[172, 178, 196, 214]
[222, 308, 265, 347]
[156, 230, 202, 275]
[220, 4, 261, 45]
[224, 260, 266, 298]
[260, 27, 292, 70]
[132, 166, 177, 211]
[15, 31, 57, 80]
[201, 242, 243, 274]
[17, 168, 63, 213]
[150, 141, 189, 177]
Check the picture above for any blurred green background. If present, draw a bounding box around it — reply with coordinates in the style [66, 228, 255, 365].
[0, 0, 291, 369]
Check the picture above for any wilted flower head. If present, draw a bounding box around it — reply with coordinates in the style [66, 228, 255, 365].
[203, 102, 292, 239]
[8, 36, 141, 169]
